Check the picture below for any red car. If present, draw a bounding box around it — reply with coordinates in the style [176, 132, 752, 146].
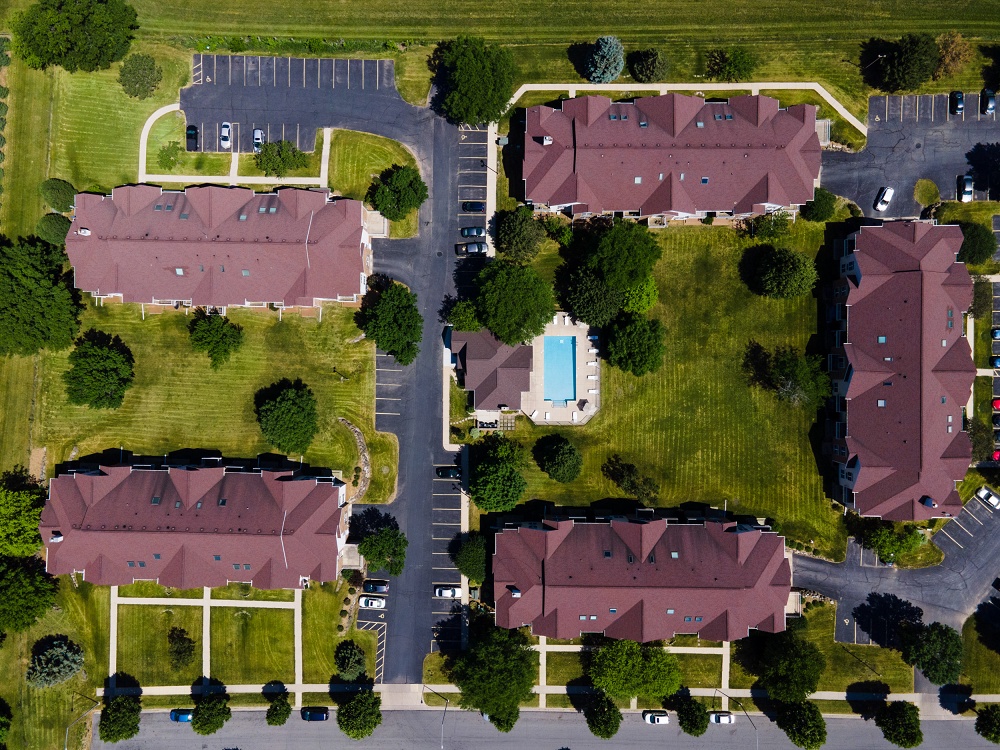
[993, 399, 1000, 411]
[993, 451, 1000, 462]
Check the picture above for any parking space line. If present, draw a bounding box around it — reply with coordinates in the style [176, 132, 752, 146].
[377, 383, 401, 387]
[433, 522, 461, 526]
[431, 493, 462, 496]
[931, 95, 934, 120]
[376, 396, 401, 400]
[965, 506, 985, 525]
[433, 508, 460, 512]
[939, 529, 964, 548]
[976, 497, 995, 512]
[431, 551, 450, 555]
[950, 517, 973, 536]
[375, 368, 402, 372]
[433, 566, 458, 571]
[258, 56, 261, 86]
[375, 411, 400, 416]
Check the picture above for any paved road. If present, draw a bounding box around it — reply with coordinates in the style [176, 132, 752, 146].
[822, 91, 1000, 219]
[91, 708, 999, 750]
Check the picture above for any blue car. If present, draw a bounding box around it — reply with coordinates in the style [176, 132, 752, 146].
[301, 706, 329, 721]
[992, 357, 1000, 368]
[993, 329, 1000, 340]
[169, 708, 194, 722]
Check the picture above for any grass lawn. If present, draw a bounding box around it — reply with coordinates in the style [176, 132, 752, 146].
[676, 653, 723, 689]
[894, 537, 944, 569]
[237, 132, 324, 179]
[508, 222, 847, 558]
[1, 60, 51, 238]
[0, 355, 35, 471]
[422, 652, 452, 684]
[301, 580, 377, 683]
[212, 583, 295, 602]
[545, 652, 584, 686]
[116, 604, 204, 686]
[146, 110, 232, 176]
[0, 580, 109, 750]
[29, 302, 397, 502]
[449, 376, 473, 423]
[117, 581, 203, 599]
[209, 608, 295, 685]
[758, 89, 865, 151]
[962, 613, 1000, 692]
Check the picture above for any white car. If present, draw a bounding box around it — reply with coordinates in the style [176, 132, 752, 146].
[642, 710, 669, 725]
[253, 128, 265, 154]
[977, 486, 1000, 509]
[359, 596, 385, 609]
[709, 711, 735, 724]
[434, 587, 461, 598]
[960, 174, 974, 202]
[874, 186, 894, 212]
[220, 122, 232, 150]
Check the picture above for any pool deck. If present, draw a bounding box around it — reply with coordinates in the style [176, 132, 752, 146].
[523, 313, 601, 425]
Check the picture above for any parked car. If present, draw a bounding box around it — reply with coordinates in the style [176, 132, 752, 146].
[456, 242, 488, 255]
[960, 174, 974, 202]
[363, 579, 389, 594]
[977, 486, 1000, 509]
[359, 596, 386, 609]
[709, 711, 736, 724]
[220, 121, 232, 150]
[300, 707, 329, 721]
[984, 89, 996, 115]
[993, 415, 1000, 428]
[950, 91, 965, 115]
[462, 201, 487, 213]
[992, 398, 1000, 410]
[185, 125, 198, 151]
[991, 356, 1000, 368]
[642, 710, 670, 725]
[874, 186, 894, 212]
[169, 709, 194, 722]
[992, 329, 1000, 340]
[993, 450, 1000, 461]
[435, 586, 461, 598]
[252, 128, 265, 154]
[461, 226, 486, 238]
[435, 466, 461, 479]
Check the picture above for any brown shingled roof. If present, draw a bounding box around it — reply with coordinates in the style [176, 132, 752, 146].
[40, 464, 348, 589]
[523, 94, 821, 217]
[450, 330, 533, 411]
[66, 186, 370, 308]
[493, 520, 791, 642]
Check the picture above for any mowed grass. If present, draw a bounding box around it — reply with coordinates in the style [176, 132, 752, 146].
[0, 580, 109, 750]
[545, 652, 583, 686]
[510, 222, 847, 557]
[2, 60, 51, 237]
[212, 583, 295, 602]
[209, 608, 295, 685]
[146, 110, 232, 176]
[0, 355, 34, 471]
[301, 580, 377, 683]
[962, 612, 1000, 692]
[676, 653, 723, 689]
[116, 604, 204, 686]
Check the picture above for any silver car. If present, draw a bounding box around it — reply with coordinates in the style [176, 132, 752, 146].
[960, 174, 974, 203]
[253, 128, 265, 155]
[220, 122, 232, 150]
[874, 186, 894, 212]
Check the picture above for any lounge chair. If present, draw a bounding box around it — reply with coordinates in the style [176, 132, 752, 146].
[571, 412, 579, 422]
[587, 374, 598, 380]
[588, 388, 598, 394]
[544, 412, 551, 420]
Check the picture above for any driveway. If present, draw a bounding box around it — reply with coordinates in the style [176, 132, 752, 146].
[822, 91, 1000, 219]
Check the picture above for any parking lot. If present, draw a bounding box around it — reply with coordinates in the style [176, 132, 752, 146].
[430, 467, 464, 652]
[822, 92, 1000, 219]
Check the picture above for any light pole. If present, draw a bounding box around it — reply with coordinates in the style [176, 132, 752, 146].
[423, 685, 451, 750]
[65, 693, 100, 750]
[861, 53, 887, 71]
[715, 689, 758, 750]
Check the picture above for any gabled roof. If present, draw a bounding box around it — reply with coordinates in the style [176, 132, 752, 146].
[523, 94, 821, 216]
[494, 520, 791, 642]
[450, 330, 533, 410]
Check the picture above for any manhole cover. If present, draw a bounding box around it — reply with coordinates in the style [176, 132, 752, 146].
[915, 143, 922, 149]
[437, 251, 443, 257]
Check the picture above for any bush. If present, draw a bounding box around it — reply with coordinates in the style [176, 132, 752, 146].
[0, 483, 44, 557]
[254, 378, 319, 454]
[604, 313, 665, 376]
[0, 85, 9, 99]
[192, 693, 231, 736]
[38, 178, 76, 212]
[587, 638, 681, 700]
[436, 36, 515, 125]
[584, 36, 624, 83]
[752, 247, 818, 298]
[584, 693, 621, 738]
[542, 215, 573, 247]
[26, 636, 84, 687]
[532, 434, 583, 483]
[337, 690, 382, 739]
[976, 703, 1000, 744]
[335, 640, 367, 682]
[357, 279, 423, 365]
[99, 695, 141, 742]
[601, 454, 658, 503]
[627, 48, 667, 83]
[265, 692, 291, 726]
[452, 532, 487, 585]
[936, 31, 972, 79]
[167, 627, 195, 670]
[496, 206, 545, 263]
[622, 275, 658, 314]
[12, 0, 137, 72]
[957, 222, 997, 265]
[972, 277, 993, 319]
[738, 210, 790, 241]
[875, 701, 922, 748]
[447, 299, 480, 331]
[799, 187, 837, 222]
[255, 140, 308, 177]
[188, 307, 244, 368]
[35, 213, 71, 245]
[118, 53, 162, 99]
[706, 46, 759, 81]
[157, 141, 183, 171]
[0, 557, 57, 632]
[366, 164, 428, 221]
[776, 701, 827, 750]
[63, 329, 136, 409]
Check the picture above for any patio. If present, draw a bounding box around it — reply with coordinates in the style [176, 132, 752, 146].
[522, 313, 601, 426]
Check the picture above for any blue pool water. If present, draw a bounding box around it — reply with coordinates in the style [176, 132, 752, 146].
[544, 336, 577, 402]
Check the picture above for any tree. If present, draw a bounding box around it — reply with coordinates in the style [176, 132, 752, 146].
[35, 213, 71, 245]
[254, 140, 308, 178]
[0, 486, 44, 556]
[188, 307, 244, 368]
[936, 32, 972, 79]
[337, 690, 382, 739]
[972, 277, 993, 320]
[38, 178, 76, 212]
[899, 621, 962, 685]
[767, 347, 831, 408]
[496, 206, 545, 263]
[265, 692, 292, 726]
[706, 46, 759, 82]
[192, 693, 231, 736]
[63, 329, 135, 409]
[776, 701, 827, 750]
[366, 164, 427, 222]
[588, 639, 681, 700]
[99, 695, 141, 742]
[0, 557, 57, 632]
[800, 187, 837, 223]
[977, 703, 1000, 744]
[883, 34, 940, 92]
[856, 521, 923, 564]
[738, 211, 790, 241]
[0, 703, 10, 746]
[563, 269, 626, 327]
[642, 647, 683, 698]
[584, 693, 622, 738]
[875, 701, 922, 748]
[627, 48, 668, 83]
[585, 36, 624, 83]
[675, 692, 709, 737]
[605, 313, 665, 376]
[601, 454, 659, 503]
[358, 527, 408, 576]
[358, 279, 423, 365]
[586, 220, 662, 293]
[533, 434, 582, 483]
[451, 623, 535, 733]
[752, 247, 818, 299]
[157, 142, 183, 170]
[118, 53, 161, 99]
[758, 630, 826, 703]
[436, 36, 515, 125]
[167, 627, 196, 670]
[622, 275, 658, 314]
[254, 378, 319, 454]
[469, 432, 527, 512]
[26, 636, 84, 687]
[475, 262, 554, 346]
[447, 299, 480, 331]
[957, 222, 996, 265]
[12, 0, 137, 72]
[452, 532, 487, 585]
[335, 640, 367, 682]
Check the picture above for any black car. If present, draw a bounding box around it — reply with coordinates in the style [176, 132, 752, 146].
[435, 466, 461, 479]
[185, 125, 199, 152]
[950, 91, 964, 115]
[462, 201, 487, 213]
[983, 89, 996, 115]
[362, 579, 389, 594]
[301, 707, 329, 721]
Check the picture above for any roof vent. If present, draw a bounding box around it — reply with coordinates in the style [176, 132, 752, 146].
[511, 587, 522, 598]
[50, 531, 63, 543]
[77, 228, 92, 236]
[542, 135, 553, 146]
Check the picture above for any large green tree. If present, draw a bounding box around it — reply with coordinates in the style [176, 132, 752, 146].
[752, 247, 818, 299]
[469, 433, 527, 512]
[899, 622, 962, 685]
[36, 213, 71, 245]
[167, 627, 196, 670]
[976, 703, 1000, 744]
[254, 378, 319, 454]
[98, 695, 141, 742]
[496, 206, 545, 263]
[776, 701, 827, 750]
[532, 434, 583, 483]
[335, 639, 368, 682]
[118, 52, 161, 99]
[38, 178, 76, 212]
[627, 48, 668, 83]
[12, 0, 137, 72]
[584, 36, 624, 83]
[588, 639, 681, 700]
[757, 630, 826, 703]
[358, 280, 423, 365]
[0, 486, 44, 556]
[447, 299, 480, 331]
[800, 187, 837, 223]
[875, 701, 922, 748]
[265, 692, 292, 726]
[605, 314, 665, 376]
[63, 329, 135, 409]
[563, 269, 626, 327]
[337, 690, 382, 739]
[254, 140, 308, 177]
[584, 693, 622, 738]
[452, 532, 487, 585]
[674, 691, 709, 737]
[192, 693, 231, 736]
[882, 34, 940, 92]
[366, 165, 428, 222]
[0, 236, 80, 356]
[0, 556, 57, 632]
[26, 636, 84, 687]
[957, 222, 997, 265]
[475, 262, 554, 346]
[436, 36, 515, 125]
[451, 623, 535, 733]
[358, 527, 408, 576]
[188, 307, 244, 368]
[585, 220, 662, 293]
[765, 347, 831, 408]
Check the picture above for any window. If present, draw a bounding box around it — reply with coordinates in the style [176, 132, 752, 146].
[213, 555, 221, 561]
[948, 309, 954, 318]
[579, 615, 587, 621]
[269, 206, 277, 214]
[199, 264, 204, 272]
[639, 121, 648, 128]
[138, 561, 146, 568]
[165, 205, 173, 212]
[609, 608, 617, 614]
[941, 397, 947, 404]
[701, 177, 709, 184]
[846, 472, 854, 481]
[948, 415, 953, 423]
[243, 564, 251, 570]
[648, 553, 655, 563]
[884, 357, 893, 362]
[153, 554, 161, 560]
[666, 609, 674, 615]
[603, 550, 612, 558]
[695, 616, 703, 622]
[220, 265, 225, 272]
[725, 114, 733, 120]
[242, 269, 250, 277]
[180, 212, 189, 220]
[883, 381, 892, 386]
[877, 335, 887, 344]
[627, 554, 634, 564]
[948, 320, 954, 329]
[670, 551, 679, 559]
[239, 214, 247, 221]
[196, 501, 202, 509]
[658, 173, 663, 180]
[127, 561, 136, 568]
[218, 498, 227, 507]
[609, 114, 618, 120]
[154, 204, 162, 211]
[589, 615, 597, 620]
[696, 121, 704, 128]
[684, 616, 692, 622]
[259, 206, 267, 213]
[634, 176, 642, 184]
[174, 500, 182, 508]
[621, 114, 628, 120]
[948, 425, 953, 433]
[942, 339, 948, 347]
[714, 114, 723, 120]
[151, 496, 161, 505]
[233, 564, 240, 570]
[877, 399, 886, 407]
[175, 268, 184, 276]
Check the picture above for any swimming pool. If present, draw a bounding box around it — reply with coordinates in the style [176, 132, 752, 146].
[544, 336, 576, 403]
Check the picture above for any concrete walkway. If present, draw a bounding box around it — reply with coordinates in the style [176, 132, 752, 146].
[507, 81, 867, 136]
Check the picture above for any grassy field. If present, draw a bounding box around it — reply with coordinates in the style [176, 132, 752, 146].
[962, 613, 1000, 692]
[117, 581, 203, 599]
[212, 583, 295, 602]
[116, 604, 204, 686]
[301, 580, 377, 683]
[510, 222, 847, 557]
[1, 60, 51, 238]
[545, 652, 584, 686]
[28, 302, 397, 501]
[146, 110, 232, 176]
[0, 580, 109, 750]
[675, 653, 723, 689]
[209, 608, 295, 685]
[0, 355, 34, 471]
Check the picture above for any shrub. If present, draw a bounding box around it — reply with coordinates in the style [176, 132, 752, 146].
[542, 215, 573, 247]
[0, 484, 44, 557]
[584, 36, 625, 83]
[188, 307, 244, 368]
[336, 690, 382, 739]
[26, 636, 84, 687]
[192, 693, 231, 736]
[12, 0, 137, 72]
[532, 434, 583, 483]
[157, 141, 183, 170]
[706, 46, 759, 81]
[118, 53, 162, 99]
[254, 378, 319, 454]
[738, 210, 790, 240]
[752, 247, 818, 298]
[935, 31, 972, 79]
[98, 695, 141, 742]
[584, 693, 621, 738]
[604, 313, 665, 376]
[601, 454, 658, 503]
[0, 85, 9, 98]
[265, 692, 292, 726]
[35, 213, 71, 245]
[335, 639, 367, 682]
[366, 164, 428, 221]
[957, 222, 997, 265]
[447, 299, 480, 331]
[452, 532, 487, 584]
[627, 48, 667, 82]
[799, 187, 837, 222]
[63, 329, 135, 409]
[496, 206, 545, 263]
[167, 627, 196, 670]
[254, 140, 308, 177]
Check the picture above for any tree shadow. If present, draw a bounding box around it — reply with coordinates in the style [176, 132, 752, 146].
[845, 680, 889, 718]
[566, 676, 595, 712]
[974, 598, 1000, 653]
[327, 674, 375, 706]
[191, 676, 228, 701]
[741, 339, 772, 388]
[852, 593, 923, 648]
[982, 45, 1000, 91]
[252, 377, 305, 415]
[30, 633, 73, 660]
[567, 43, 593, 79]
[965, 142, 1000, 198]
[348, 507, 398, 543]
[103, 671, 142, 699]
[938, 683, 974, 715]
[0, 465, 43, 495]
[262, 680, 286, 702]
[859, 37, 896, 90]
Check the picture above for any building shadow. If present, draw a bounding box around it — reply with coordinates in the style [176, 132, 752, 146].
[347, 507, 398, 544]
